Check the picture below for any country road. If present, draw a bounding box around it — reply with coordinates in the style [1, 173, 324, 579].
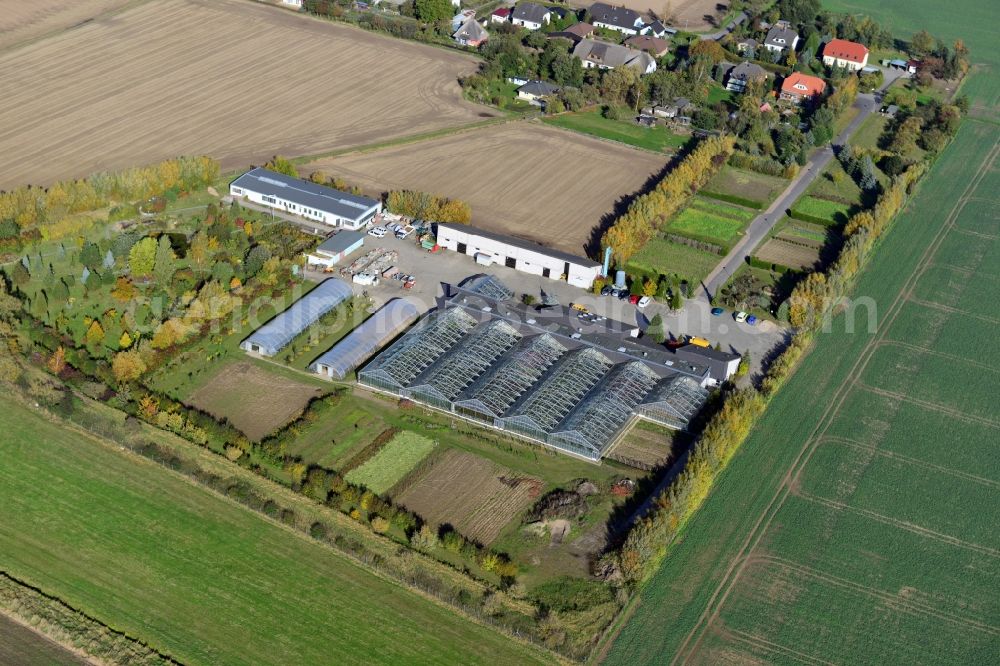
[697, 72, 907, 302]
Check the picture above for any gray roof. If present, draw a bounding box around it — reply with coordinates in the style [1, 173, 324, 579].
[512, 2, 550, 23]
[312, 299, 420, 379]
[589, 2, 641, 30]
[231, 168, 379, 223]
[518, 80, 561, 97]
[454, 18, 488, 41]
[672, 344, 739, 381]
[316, 230, 365, 256]
[573, 38, 653, 70]
[242, 278, 354, 356]
[729, 61, 769, 82]
[765, 25, 798, 49]
[436, 222, 600, 268]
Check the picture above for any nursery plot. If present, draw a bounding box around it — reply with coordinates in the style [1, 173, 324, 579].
[753, 238, 820, 270]
[345, 431, 437, 495]
[396, 449, 542, 545]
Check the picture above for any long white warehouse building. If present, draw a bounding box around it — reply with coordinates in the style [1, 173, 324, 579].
[230, 167, 381, 230]
[436, 223, 602, 289]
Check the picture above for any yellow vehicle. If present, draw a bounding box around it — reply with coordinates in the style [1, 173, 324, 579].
[570, 303, 589, 313]
[687, 336, 711, 348]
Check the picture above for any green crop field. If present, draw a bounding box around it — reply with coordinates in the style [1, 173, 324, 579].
[0, 397, 550, 666]
[627, 236, 722, 284]
[544, 110, 690, 152]
[791, 194, 855, 224]
[602, 48, 1000, 664]
[663, 198, 754, 249]
[345, 431, 438, 495]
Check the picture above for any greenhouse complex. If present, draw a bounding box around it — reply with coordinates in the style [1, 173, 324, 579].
[358, 276, 711, 461]
[241, 278, 353, 357]
[311, 298, 420, 379]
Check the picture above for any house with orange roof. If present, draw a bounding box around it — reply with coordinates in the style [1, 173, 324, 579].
[822, 38, 869, 71]
[780, 72, 827, 104]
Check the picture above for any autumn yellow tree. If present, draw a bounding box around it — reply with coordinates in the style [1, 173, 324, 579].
[85, 319, 105, 345]
[112, 350, 146, 383]
[47, 346, 67, 375]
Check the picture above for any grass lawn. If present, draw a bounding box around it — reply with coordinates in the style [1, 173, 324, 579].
[852, 114, 888, 151]
[702, 165, 788, 207]
[345, 431, 438, 495]
[627, 236, 722, 284]
[0, 396, 551, 666]
[791, 195, 854, 225]
[544, 109, 690, 152]
[705, 85, 734, 106]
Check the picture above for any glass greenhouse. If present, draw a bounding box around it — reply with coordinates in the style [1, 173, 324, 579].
[240, 278, 353, 357]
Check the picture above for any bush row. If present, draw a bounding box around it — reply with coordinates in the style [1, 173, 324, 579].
[698, 189, 765, 210]
[664, 233, 725, 256]
[728, 151, 797, 178]
[787, 208, 839, 227]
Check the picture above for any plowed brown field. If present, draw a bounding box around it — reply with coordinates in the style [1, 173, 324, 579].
[305, 122, 667, 255]
[0, 0, 133, 52]
[0, 0, 493, 188]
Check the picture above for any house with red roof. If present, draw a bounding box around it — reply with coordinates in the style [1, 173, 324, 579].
[490, 7, 511, 23]
[822, 39, 869, 71]
[780, 72, 827, 104]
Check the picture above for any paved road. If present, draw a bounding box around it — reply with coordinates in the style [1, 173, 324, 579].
[698, 11, 747, 41]
[698, 75, 907, 301]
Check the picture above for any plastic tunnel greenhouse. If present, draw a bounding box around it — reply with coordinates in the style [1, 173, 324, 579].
[240, 278, 353, 357]
[311, 299, 420, 379]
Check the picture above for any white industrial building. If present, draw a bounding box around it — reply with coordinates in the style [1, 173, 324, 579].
[304, 230, 365, 269]
[435, 223, 602, 289]
[230, 167, 381, 230]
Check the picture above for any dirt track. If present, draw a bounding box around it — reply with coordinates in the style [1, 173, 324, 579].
[0, 0, 494, 188]
[304, 122, 667, 255]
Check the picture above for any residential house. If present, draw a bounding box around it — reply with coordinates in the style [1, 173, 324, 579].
[589, 2, 643, 36]
[640, 20, 672, 38]
[490, 7, 511, 23]
[451, 9, 476, 31]
[511, 2, 551, 30]
[764, 23, 799, 54]
[517, 80, 561, 105]
[643, 97, 695, 124]
[879, 104, 899, 118]
[572, 38, 657, 73]
[822, 38, 869, 71]
[780, 72, 826, 104]
[723, 61, 769, 93]
[548, 22, 595, 44]
[454, 18, 489, 47]
[625, 34, 670, 57]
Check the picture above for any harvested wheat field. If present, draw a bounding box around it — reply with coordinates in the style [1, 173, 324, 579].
[305, 122, 667, 255]
[0, 0, 134, 52]
[0, 0, 493, 188]
[395, 449, 542, 545]
[186, 361, 326, 441]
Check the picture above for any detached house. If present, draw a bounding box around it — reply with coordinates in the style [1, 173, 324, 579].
[589, 2, 643, 36]
[822, 38, 869, 71]
[640, 20, 673, 38]
[573, 38, 657, 74]
[490, 7, 511, 23]
[625, 34, 670, 57]
[511, 2, 551, 30]
[722, 61, 769, 94]
[780, 72, 826, 104]
[517, 80, 561, 105]
[764, 22, 799, 54]
[454, 18, 489, 47]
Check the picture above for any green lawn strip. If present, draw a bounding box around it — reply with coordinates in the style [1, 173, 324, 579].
[0, 397, 552, 666]
[851, 114, 888, 151]
[663, 207, 746, 249]
[790, 194, 854, 225]
[543, 110, 689, 152]
[702, 165, 789, 208]
[602, 101, 998, 664]
[626, 236, 721, 284]
[345, 431, 438, 495]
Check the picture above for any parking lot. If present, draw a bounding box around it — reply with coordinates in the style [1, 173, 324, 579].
[304, 222, 788, 375]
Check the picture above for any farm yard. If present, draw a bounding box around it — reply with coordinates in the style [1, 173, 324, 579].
[396, 449, 543, 545]
[0, 0, 492, 188]
[604, 84, 1000, 664]
[0, 396, 552, 666]
[303, 122, 668, 255]
[186, 360, 327, 441]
